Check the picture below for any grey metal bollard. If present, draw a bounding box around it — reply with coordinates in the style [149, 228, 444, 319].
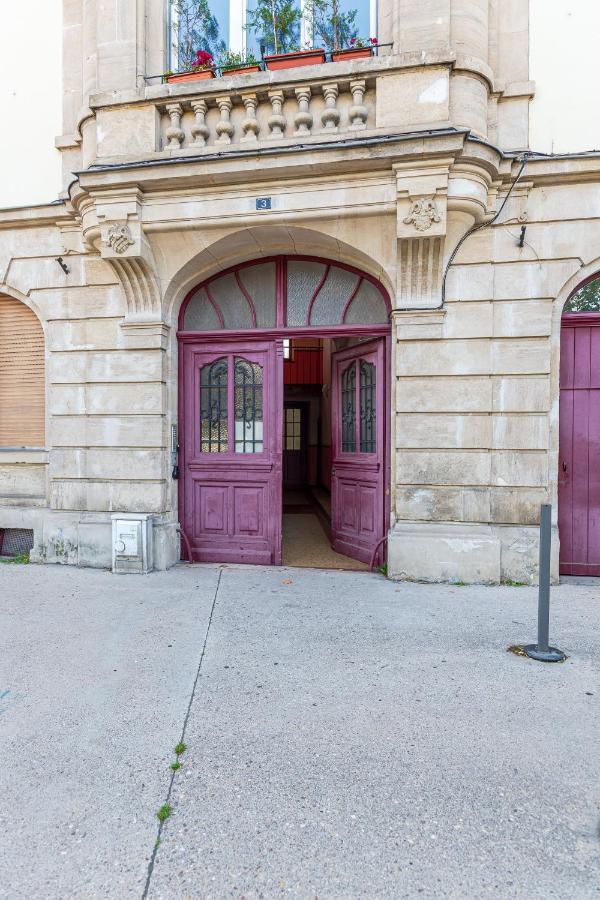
[524, 504, 566, 662]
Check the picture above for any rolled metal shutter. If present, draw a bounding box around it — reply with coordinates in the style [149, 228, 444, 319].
[0, 297, 45, 447]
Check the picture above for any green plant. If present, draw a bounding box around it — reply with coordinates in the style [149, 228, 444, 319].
[346, 35, 378, 49]
[0, 552, 30, 564]
[174, 741, 187, 755]
[156, 804, 172, 822]
[219, 49, 259, 69]
[565, 277, 600, 312]
[246, 0, 302, 55]
[311, 0, 358, 50]
[171, 0, 225, 70]
[170, 760, 181, 771]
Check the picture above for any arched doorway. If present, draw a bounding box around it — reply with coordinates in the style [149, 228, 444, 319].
[558, 275, 600, 576]
[177, 256, 391, 567]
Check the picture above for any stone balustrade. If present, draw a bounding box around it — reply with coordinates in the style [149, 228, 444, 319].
[157, 77, 371, 153]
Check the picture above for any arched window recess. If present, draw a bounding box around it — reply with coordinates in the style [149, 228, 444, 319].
[563, 275, 600, 314]
[179, 256, 391, 334]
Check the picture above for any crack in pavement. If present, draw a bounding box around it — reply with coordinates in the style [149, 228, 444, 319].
[142, 567, 223, 899]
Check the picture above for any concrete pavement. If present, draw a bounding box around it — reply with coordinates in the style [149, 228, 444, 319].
[0, 563, 598, 898]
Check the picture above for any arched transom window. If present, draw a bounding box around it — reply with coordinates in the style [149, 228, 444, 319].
[564, 276, 600, 313]
[181, 257, 390, 331]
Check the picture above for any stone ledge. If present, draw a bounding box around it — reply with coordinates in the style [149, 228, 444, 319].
[0, 449, 49, 464]
[89, 50, 458, 110]
[387, 521, 558, 584]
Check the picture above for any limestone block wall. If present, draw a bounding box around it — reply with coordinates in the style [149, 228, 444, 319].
[388, 171, 600, 583]
[0, 218, 173, 568]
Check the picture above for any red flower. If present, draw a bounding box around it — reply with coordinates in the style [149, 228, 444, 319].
[194, 49, 213, 68]
[349, 37, 356, 45]
[370, 37, 378, 44]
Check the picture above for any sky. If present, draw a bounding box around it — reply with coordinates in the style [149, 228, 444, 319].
[0, 0, 599, 210]
[0, 0, 62, 209]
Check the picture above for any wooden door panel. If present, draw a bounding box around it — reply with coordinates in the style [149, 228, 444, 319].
[331, 339, 385, 565]
[197, 483, 229, 534]
[559, 315, 600, 576]
[182, 341, 282, 564]
[233, 485, 265, 535]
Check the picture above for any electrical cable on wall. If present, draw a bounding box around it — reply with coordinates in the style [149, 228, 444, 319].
[441, 154, 531, 304]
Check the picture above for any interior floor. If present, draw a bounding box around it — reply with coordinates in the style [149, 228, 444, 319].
[280, 336, 370, 571]
[281, 487, 368, 570]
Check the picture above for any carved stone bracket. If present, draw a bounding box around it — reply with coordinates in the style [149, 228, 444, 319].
[393, 160, 450, 309]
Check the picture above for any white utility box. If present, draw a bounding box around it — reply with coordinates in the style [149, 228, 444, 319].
[111, 513, 154, 574]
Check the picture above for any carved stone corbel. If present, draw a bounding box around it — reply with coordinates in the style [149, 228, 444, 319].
[393, 160, 449, 309]
[93, 193, 164, 327]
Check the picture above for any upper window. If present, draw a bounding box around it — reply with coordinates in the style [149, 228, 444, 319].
[564, 277, 600, 313]
[168, 0, 375, 67]
[0, 297, 45, 448]
[181, 257, 390, 330]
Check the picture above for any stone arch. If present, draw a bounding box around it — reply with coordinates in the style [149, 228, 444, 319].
[161, 225, 395, 328]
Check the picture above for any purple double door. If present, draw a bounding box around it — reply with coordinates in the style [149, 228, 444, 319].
[558, 314, 600, 576]
[181, 337, 387, 566]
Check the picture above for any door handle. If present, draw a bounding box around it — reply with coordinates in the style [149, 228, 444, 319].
[562, 462, 567, 473]
[332, 467, 336, 476]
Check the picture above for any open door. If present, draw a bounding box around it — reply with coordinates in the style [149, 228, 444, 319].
[331, 339, 386, 565]
[181, 340, 283, 564]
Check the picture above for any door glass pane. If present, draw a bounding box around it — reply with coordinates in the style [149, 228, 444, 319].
[341, 362, 356, 452]
[234, 358, 263, 452]
[200, 357, 228, 452]
[359, 359, 376, 452]
[285, 408, 301, 450]
[287, 261, 326, 326]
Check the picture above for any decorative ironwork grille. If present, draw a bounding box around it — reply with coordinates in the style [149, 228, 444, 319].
[359, 360, 376, 452]
[200, 357, 228, 452]
[234, 358, 263, 453]
[341, 363, 356, 452]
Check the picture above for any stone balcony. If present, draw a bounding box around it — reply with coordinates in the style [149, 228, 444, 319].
[87, 50, 468, 167]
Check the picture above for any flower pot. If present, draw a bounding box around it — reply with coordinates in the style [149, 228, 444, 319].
[264, 49, 326, 70]
[166, 69, 215, 83]
[331, 47, 373, 62]
[221, 64, 262, 76]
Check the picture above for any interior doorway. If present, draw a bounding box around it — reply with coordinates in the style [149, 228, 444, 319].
[178, 255, 391, 570]
[281, 338, 367, 569]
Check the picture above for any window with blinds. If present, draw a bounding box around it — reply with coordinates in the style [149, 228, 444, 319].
[0, 297, 45, 447]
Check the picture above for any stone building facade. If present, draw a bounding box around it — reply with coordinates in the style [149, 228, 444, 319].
[0, 0, 599, 581]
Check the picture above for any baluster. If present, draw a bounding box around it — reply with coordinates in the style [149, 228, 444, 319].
[241, 93, 260, 144]
[165, 103, 185, 149]
[190, 99, 210, 146]
[349, 79, 368, 130]
[321, 83, 340, 133]
[293, 87, 312, 136]
[215, 96, 234, 144]
[267, 90, 286, 139]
